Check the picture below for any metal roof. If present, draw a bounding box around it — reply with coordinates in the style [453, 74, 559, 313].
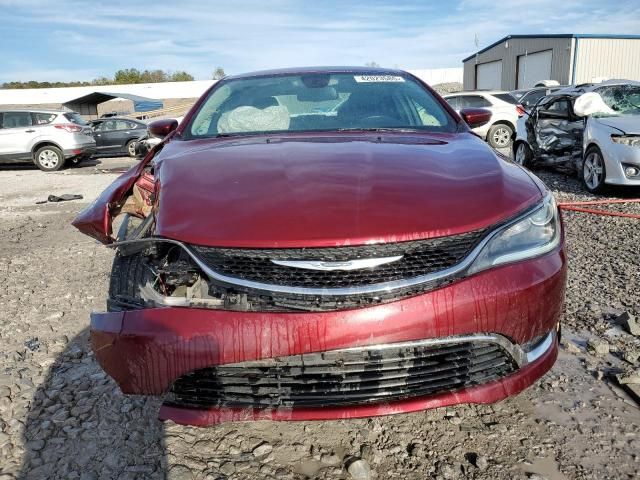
[462, 34, 640, 62]
[63, 91, 163, 112]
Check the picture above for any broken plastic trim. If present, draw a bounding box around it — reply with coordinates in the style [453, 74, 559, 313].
[105, 201, 547, 297]
[139, 282, 223, 308]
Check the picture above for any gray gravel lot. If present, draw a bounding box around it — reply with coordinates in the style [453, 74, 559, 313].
[0, 157, 638, 480]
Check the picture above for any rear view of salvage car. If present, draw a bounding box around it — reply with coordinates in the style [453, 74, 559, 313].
[73, 67, 566, 425]
[513, 80, 640, 193]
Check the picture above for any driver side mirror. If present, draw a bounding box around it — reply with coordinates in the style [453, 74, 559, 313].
[459, 108, 492, 128]
[148, 118, 178, 138]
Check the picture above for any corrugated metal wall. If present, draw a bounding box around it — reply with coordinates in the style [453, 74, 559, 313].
[574, 38, 640, 83]
[463, 37, 573, 90]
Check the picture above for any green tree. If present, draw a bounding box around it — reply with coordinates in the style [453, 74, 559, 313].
[170, 71, 194, 81]
[1, 68, 195, 89]
[212, 67, 226, 80]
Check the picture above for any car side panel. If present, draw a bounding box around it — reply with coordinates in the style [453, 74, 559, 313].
[585, 118, 640, 186]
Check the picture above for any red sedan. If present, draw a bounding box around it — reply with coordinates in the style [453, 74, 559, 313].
[73, 67, 566, 426]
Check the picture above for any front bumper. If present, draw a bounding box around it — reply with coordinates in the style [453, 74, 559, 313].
[603, 142, 640, 185]
[91, 248, 566, 424]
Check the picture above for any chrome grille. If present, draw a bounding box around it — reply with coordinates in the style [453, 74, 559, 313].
[190, 229, 486, 290]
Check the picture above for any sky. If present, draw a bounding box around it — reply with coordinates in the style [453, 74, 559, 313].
[1, 0, 639, 83]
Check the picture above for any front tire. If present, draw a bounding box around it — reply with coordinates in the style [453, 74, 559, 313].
[34, 146, 65, 171]
[582, 147, 607, 194]
[514, 142, 533, 168]
[487, 123, 513, 149]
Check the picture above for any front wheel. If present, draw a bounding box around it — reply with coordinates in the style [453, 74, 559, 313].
[514, 142, 533, 168]
[487, 123, 513, 149]
[582, 148, 607, 194]
[34, 146, 65, 171]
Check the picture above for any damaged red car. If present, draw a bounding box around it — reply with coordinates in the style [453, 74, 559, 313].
[73, 67, 566, 426]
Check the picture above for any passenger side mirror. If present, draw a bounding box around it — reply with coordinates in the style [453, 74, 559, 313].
[459, 108, 492, 128]
[148, 119, 178, 138]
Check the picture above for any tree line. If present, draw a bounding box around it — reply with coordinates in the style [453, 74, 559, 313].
[1, 67, 226, 89]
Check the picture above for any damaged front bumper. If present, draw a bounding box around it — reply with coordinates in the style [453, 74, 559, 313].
[90, 248, 566, 425]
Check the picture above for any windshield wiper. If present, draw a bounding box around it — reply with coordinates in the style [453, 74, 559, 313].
[336, 127, 424, 133]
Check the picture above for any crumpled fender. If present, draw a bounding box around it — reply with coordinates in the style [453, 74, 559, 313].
[71, 149, 159, 244]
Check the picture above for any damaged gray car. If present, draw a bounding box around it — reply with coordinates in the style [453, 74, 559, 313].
[513, 80, 640, 193]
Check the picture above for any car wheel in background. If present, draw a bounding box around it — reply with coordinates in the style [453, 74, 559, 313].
[488, 123, 513, 149]
[582, 147, 607, 194]
[34, 146, 65, 172]
[514, 142, 533, 168]
[126, 140, 137, 158]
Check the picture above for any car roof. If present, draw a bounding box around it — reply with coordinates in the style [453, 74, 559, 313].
[551, 79, 640, 97]
[90, 117, 144, 122]
[224, 66, 409, 80]
[0, 108, 75, 114]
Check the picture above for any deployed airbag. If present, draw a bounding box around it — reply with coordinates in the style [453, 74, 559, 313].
[217, 106, 290, 133]
[574, 92, 615, 117]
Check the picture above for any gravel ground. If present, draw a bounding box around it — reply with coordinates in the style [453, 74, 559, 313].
[0, 157, 639, 480]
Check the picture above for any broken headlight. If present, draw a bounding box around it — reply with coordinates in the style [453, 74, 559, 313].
[612, 135, 640, 147]
[468, 194, 560, 274]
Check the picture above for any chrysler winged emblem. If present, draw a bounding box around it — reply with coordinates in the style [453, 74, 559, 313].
[270, 256, 403, 271]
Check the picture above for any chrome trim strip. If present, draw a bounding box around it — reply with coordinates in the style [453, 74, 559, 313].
[220, 333, 527, 368]
[106, 201, 543, 296]
[271, 256, 403, 271]
[525, 331, 555, 363]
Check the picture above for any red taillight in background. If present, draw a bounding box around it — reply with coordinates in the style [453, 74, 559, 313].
[54, 124, 83, 133]
[516, 105, 526, 117]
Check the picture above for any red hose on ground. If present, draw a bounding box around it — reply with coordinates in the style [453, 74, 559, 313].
[558, 198, 640, 220]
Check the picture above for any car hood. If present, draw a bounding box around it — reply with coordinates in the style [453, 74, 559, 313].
[595, 114, 640, 134]
[153, 132, 542, 248]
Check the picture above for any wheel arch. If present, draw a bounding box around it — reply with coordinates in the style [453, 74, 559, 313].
[491, 119, 516, 133]
[31, 140, 64, 159]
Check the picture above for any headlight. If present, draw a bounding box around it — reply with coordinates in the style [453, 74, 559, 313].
[612, 135, 640, 147]
[468, 195, 560, 274]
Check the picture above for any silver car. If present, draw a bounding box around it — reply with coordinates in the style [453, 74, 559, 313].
[513, 81, 640, 193]
[0, 109, 96, 171]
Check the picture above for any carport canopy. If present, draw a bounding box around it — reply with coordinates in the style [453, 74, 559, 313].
[63, 91, 164, 116]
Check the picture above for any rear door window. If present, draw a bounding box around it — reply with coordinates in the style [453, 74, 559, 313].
[2, 112, 33, 128]
[114, 120, 138, 130]
[34, 113, 58, 125]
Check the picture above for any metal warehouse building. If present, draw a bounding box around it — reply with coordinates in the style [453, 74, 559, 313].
[463, 34, 640, 91]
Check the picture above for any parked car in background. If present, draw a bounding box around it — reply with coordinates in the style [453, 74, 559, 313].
[443, 91, 523, 148]
[74, 67, 565, 426]
[513, 80, 640, 193]
[0, 109, 95, 171]
[510, 86, 564, 109]
[89, 118, 148, 157]
[100, 111, 130, 118]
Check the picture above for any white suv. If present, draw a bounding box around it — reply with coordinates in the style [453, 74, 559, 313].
[443, 91, 522, 149]
[0, 110, 96, 171]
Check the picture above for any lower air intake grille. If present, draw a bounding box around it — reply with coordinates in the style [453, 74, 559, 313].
[166, 338, 518, 409]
